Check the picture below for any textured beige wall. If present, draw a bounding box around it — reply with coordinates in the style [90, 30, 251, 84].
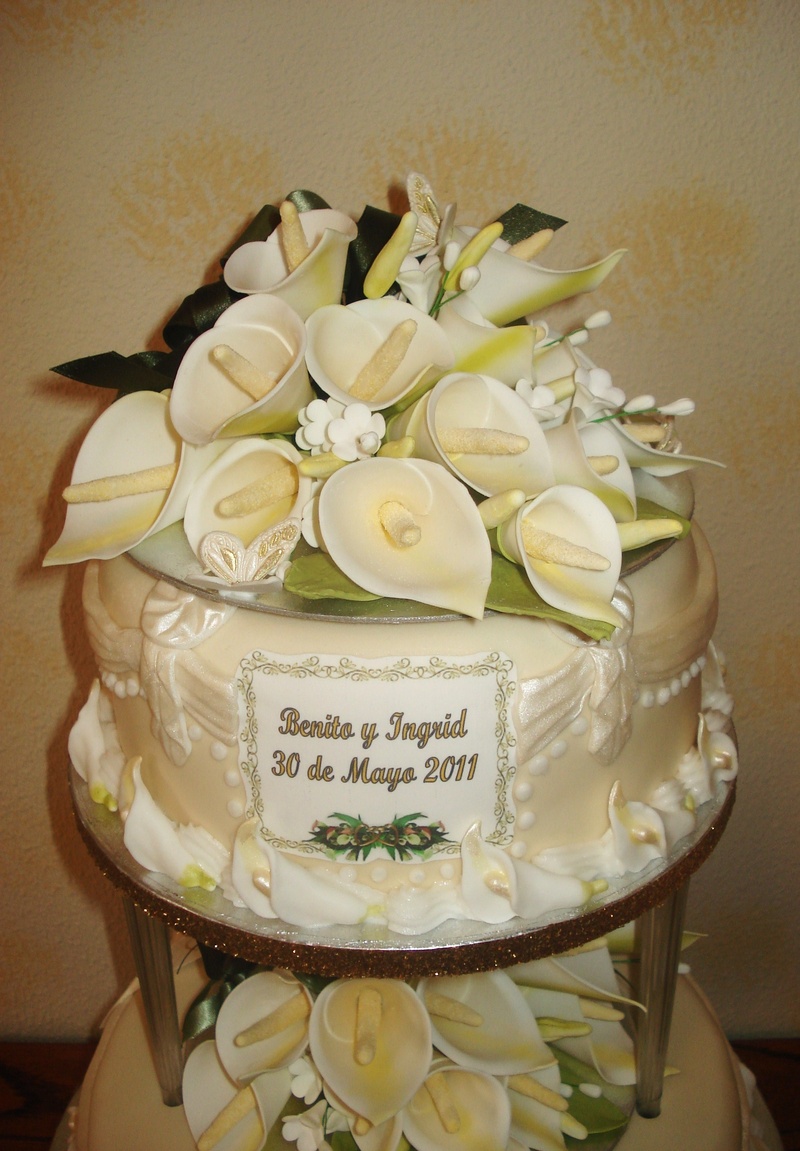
[2, 0, 797, 1041]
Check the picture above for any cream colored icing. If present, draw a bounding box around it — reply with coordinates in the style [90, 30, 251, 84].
[69, 513, 736, 934]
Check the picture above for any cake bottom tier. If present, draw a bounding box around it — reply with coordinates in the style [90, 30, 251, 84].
[62, 946, 777, 1151]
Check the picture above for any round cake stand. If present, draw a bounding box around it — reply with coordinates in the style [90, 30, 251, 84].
[71, 766, 735, 1125]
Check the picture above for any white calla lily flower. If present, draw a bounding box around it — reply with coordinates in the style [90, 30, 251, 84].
[170, 294, 312, 445]
[403, 1066, 511, 1151]
[417, 970, 553, 1075]
[306, 297, 454, 412]
[602, 412, 723, 476]
[390, 372, 555, 498]
[545, 409, 637, 522]
[309, 978, 432, 1127]
[457, 225, 626, 327]
[44, 390, 225, 565]
[317, 456, 492, 618]
[184, 438, 310, 575]
[183, 1040, 292, 1151]
[434, 293, 536, 384]
[497, 486, 623, 627]
[223, 208, 357, 320]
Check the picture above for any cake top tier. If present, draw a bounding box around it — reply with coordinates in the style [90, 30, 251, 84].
[46, 173, 717, 634]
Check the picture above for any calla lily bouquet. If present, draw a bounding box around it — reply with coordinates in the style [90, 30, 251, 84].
[47, 173, 716, 636]
[180, 939, 640, 1151]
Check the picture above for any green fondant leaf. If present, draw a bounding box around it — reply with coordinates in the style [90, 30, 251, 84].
[284, 553, 382, 602]
[565, 1090, 629, 1138]
[553, 1047, 633, 1140]
[485, 553, 616, 641]
[330, 1133, 360, 1151]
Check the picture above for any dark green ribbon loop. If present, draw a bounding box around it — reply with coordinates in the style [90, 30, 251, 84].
[50, 192, 567, 401]
[182, 948, 260, 1042]
[286, 188, 331, 214]
[51, 350, 174, 396]
[495, 203, 567, 245]
[162, 279, 241, 356]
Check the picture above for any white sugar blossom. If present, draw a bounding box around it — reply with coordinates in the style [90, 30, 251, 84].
[282, 1101, 348, 1151]
[395, 251, 443, 312]
[327, 403, 386, 462]
[575, 365, 626, 409]
[296, 396, 389, 461]
[289, 1055, 323, 1105]
[515, 378, 564, 423]
[282, 1102, 329, 1151]
[296, 398, 345, 454]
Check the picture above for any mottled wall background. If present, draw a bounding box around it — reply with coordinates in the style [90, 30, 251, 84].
[2, 0, 798, 1041]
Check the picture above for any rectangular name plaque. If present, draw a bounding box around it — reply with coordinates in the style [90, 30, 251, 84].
[237, 651, 517, 861]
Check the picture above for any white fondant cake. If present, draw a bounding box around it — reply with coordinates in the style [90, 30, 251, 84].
[53, 173, 736, 933]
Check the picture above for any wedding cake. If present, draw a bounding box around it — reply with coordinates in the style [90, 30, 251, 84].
[51, 173, 741, 1150]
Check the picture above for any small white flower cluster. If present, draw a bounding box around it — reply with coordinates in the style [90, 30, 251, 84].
[282, 1097, 349, 1151]
[296, 398, 386, 461]
[576, 366, 626, 409]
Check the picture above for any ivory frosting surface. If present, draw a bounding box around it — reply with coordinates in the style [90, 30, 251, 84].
[70, 519, 736, 935]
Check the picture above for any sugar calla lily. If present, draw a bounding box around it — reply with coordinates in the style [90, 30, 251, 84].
[214, 970, 312, 1083]
[607, 783, 667, 873]
[183, 1041, 293, 1151]
[677, 714, 738, 805]
[461, 229, 626, 327]
[170, 294, 312, 445]
[44, 390, 225, 565]
[496, 486, 623, 628]
[309, 978, 432, 1126]
[417, 971, 552, 1076]
[183, 438, 310, 573]
[601, 411, 723, 476]
[317, 456, 492, 618]
[509, 946, 643, 1009]
[403, 1067, 511, 1151]
[434, 293, 536, 384]
[306, 298, 454, 413]
[390, 373, 555, 499]
[545, 410, 636, 522]
[224, 208, 357, 321]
